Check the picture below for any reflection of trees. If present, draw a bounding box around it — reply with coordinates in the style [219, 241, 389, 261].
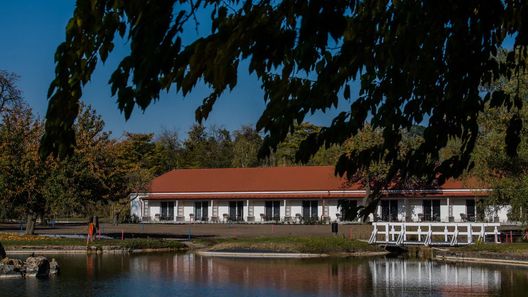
[499, 269, 528, 297]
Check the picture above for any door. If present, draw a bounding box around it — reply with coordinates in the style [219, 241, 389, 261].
[265, 201, 273, 220]
[389, 200, 398, 221]
[423, 200, 441, 222]
[381, 200, 390, 221]
[302, 201, 311, 219]
[194, 201, 209, 221]
[229, 201, 237, 221]
[466, 199, 476, 222]
[310, 201, 318, 219]
[432, 200, 441, 222]
[423, 200, 432, 221]
[194, 202, 202, 221]
[265, 201, 281, 221]
[202, 201, 208, 221]
[229, 201, 244, 221]
[273, 201, 280, 220]
[161, 202, 174, 221]
[302, 201, 318, 221]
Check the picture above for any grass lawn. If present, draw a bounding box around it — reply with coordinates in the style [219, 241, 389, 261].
[197, 236, 384, 254]
[0, 232, 186, 250]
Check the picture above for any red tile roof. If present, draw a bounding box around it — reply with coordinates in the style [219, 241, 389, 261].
[145, 166, 489, 200]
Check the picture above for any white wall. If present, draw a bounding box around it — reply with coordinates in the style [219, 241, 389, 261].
[138, 196, 512, 223]
[440, 200, 449, 222]
[252, 201, 266, 221]
[149, 201, 161, 220]
[451, 199, 467, 222]
[404, 199, 421, 222]
[289, 200, 303, 220]
[216, 201, 229, 221]
[328, 200, 339, 221]
[373, 197, 484, 223]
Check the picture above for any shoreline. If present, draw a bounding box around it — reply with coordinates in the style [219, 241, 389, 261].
[435, 255, 528, 267]
[5, 247, 186, 255]
[5, 245, 528, 269]
[196, 249, 390, 258]
[196, 251, 328, 258]
[4, 246, 389, 258]
[4, 245, 187, 254]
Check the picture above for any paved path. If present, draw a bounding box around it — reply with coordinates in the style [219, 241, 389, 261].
[0, 223, 372, 240]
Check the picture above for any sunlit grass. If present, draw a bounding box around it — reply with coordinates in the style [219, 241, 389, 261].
[201, 236, 384, 254]
[0, 232, 186, 250]
[0, 232, 49, 241]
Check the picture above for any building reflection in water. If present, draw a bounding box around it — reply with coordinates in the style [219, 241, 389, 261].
[125, 253, 511, 296]
[369, 258, 501, 296]
[129, 253, 371, 296]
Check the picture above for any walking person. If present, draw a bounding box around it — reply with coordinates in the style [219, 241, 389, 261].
[87, 218, 95, 243]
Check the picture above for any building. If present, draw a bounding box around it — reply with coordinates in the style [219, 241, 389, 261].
[130, 166, 509, 223]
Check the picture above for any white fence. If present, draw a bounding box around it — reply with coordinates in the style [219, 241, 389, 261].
[368, 222, 500, 246]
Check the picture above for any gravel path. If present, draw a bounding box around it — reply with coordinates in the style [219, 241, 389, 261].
[0, 223, 372, 240]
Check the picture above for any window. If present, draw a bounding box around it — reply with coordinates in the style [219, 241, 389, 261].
[160, 202, 174, 221]
[194, 201, 209, 221]
[302, 201, 319, 220]
[381, 200, 398, 221]
[229, 201, 244, 221]
[423, 200, 441, 222]
[466, 199, 476, 222]
[265, 201, 281, 221]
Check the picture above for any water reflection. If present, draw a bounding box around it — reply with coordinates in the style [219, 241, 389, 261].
[1, 253, 527, 297]
[128, 254, 372, 296]
[369, 259, 501, 296]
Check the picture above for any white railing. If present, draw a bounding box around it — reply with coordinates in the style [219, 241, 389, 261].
[368, 222, 500, 246]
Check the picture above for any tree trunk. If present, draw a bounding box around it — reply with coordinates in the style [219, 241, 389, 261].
[0, 241, 6, 259]
[25, 213, 36, 235]
[361, 174, 371, 222]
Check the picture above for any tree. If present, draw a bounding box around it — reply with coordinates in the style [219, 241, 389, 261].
[0, 70, 22, 114]
[118, 133, 157, 169]
[43, 1, 528, 217]
[46, 103, 115, 218]
[109, 133, 157, 222]
[0, 70, 22, 220]
[272, 123, 321, 166]
[152, 128, 183, 174]
[181, 124, 209, 168]
[469, 68, 528, 221]
[208, 126, 234, 168]
[182, 124, 234, 168]
[476, 109, 528, 220]
[231, 126, 262, 168]
[0, 104, 45, 234]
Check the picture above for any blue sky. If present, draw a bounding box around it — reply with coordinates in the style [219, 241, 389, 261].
[0, 1, 344, 139]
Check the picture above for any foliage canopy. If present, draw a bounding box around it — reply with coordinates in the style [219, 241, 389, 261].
[44, 1, 528, 195]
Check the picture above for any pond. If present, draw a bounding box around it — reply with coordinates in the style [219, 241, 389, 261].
[1, 253, 527, 297]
